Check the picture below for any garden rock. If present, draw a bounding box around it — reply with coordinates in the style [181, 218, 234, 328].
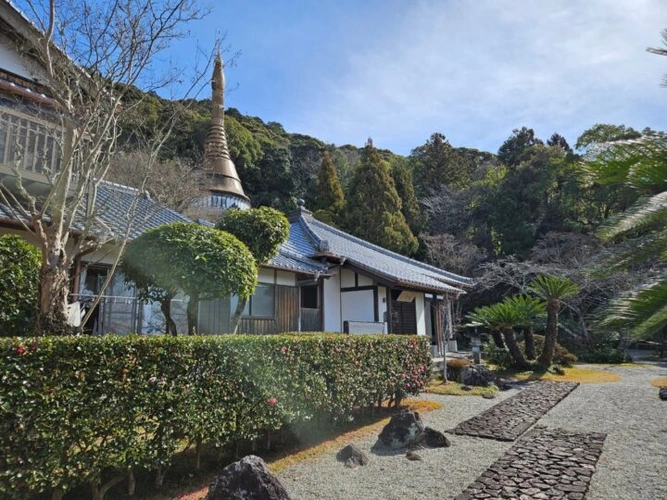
[482, 392, 497, 400]
[405, 451, 422, 461]
[336, 443, 369, 467]
[495, 378, 514, 391]
[423, 426, 451, 448]
[461, 385, 473, 391]
[378, 410, 425, 449]
[659, 387, 667, 401]
[461, 365, 495, 387]
[206, 455, 291, 500]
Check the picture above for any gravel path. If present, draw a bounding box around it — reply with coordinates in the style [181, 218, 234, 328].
[276, 362, 667, 500]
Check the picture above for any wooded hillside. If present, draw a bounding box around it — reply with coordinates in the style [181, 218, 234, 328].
[109, 89, 667, 355]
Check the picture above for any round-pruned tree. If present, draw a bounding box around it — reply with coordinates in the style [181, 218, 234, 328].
[121, 222, 257, 335]
[216, 207, 290, 333]
[0, 235, 40, 336]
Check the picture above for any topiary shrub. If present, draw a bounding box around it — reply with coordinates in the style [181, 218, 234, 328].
[0, 235, 40, 336]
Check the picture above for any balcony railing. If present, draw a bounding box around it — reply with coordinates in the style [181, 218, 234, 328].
[0, 108, 62, 175]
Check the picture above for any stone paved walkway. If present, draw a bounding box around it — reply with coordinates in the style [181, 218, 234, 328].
[454, 426, 606, 500]
[450, 382, 579, 441]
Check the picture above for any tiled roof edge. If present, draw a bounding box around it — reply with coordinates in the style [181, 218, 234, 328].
[302, 213, 473, 287]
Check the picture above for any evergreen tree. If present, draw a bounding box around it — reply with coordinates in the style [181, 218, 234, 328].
[547, 133, 572, 152]
[410, 132, 471, 195]
[345, 139, 418, 256]
[390, 157, 424, 234]
[497, 127, 543, 167]
[313, 150, 345, 222]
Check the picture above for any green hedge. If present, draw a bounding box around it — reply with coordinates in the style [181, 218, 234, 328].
[0, 333, 430, 498]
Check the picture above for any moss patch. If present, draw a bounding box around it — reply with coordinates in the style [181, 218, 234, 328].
[651, 377, 667, 388]
[426, 380, 498, 396]
[510, 366, 620, 384]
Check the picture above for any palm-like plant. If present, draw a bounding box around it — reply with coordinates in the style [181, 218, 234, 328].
[528, 275, 579, 367]
[468, 299, 535, 370]
[584, 135, 667, 341]
[504, 295, 547, 360]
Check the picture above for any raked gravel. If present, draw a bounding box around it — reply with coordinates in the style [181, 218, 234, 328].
[276, 362, 667, 500]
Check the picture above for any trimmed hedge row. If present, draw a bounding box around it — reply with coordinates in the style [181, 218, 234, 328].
[0, 333, 430, 498]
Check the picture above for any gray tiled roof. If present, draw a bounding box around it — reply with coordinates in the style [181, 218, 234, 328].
[0, 181, 189, 238]
[93, 182, 191, 239]
[289, 208, 473, 294]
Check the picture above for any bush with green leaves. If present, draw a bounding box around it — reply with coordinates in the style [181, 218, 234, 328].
[0, 235, 40, 336]
[484, 335, 576, 369]
[578, 347, 632, 364]
[216, 206, 290, 265]
[0, 333, 430, 499]
[121, 222, 257, 335]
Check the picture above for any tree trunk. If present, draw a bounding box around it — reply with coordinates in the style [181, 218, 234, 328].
[160, 296, 178, 336]
[524, 327, 536, 360]
[195, 437, 202, 471]
[230, 297, 247, 334]
[538, 301, 559, 368]
[186, 293, 199, 335]
[127, 470, 136, 496]
[491, 328, 505, 348]
[36, 259, 73, 336]
[502, 327, 531, 370]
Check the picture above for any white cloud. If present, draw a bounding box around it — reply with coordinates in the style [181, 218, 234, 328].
[294, 0, 667, 154]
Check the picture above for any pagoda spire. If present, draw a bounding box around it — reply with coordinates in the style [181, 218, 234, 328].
[204, 51, 249, 202]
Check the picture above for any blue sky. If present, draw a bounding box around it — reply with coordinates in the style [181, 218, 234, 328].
[167, 0, 666, 155]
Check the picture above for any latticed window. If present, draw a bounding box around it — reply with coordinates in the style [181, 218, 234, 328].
[0, 110, 61, 174]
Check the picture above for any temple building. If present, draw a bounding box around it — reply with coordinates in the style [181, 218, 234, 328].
[0, 0, 472, 353]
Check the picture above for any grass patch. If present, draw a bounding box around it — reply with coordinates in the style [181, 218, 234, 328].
[508, 366, 621, 384]
[157, 398, 442, 500]
[651, 377, 667, 388]
[426, 379, 498, 396]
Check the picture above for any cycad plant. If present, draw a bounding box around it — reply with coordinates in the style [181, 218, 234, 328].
[504, 295, 547, 360]
[528, 275, 579, 367]
[584, 134, 667, 343]
[468, 296, 543, 370]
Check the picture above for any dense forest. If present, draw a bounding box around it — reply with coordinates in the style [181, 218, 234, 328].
[109, 89, 667, 359]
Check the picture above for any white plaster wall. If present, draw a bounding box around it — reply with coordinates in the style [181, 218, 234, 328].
[341, 289, 375, 323]
[377, 286, 388, 329]
[357, 274, 373, 286]
[257, 268, 274, 284]
[276, 270, 295, 286]
[415, 293, 427, 336]
[0, 36, 40, 79]
[322, 268, 341, 332]
[340, 268, 355, 288]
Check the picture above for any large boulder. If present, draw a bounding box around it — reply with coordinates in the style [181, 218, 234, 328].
[378, 410, 425, 449]
[461, 365, 495, 387]
[206, 455, 291, 500]
[423, 427, 451, 448]
[336, 443, 369, 468]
